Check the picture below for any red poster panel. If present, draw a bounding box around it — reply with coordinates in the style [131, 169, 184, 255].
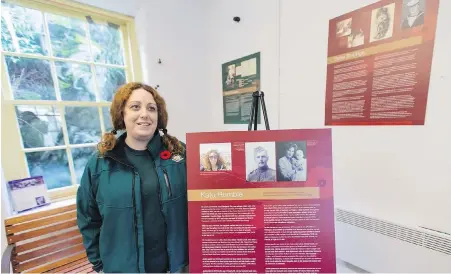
[187, 129, 335, 273]
[325, 0, 439, 125]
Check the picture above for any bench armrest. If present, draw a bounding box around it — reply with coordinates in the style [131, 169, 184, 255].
[2, 244, 15, 274]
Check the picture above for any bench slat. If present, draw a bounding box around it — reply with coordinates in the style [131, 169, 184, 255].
[4, 202, 90, 273]
[16, 244, 85, 272]
[15, 229, 80, 253]
[73, 264, 93, 273]
[23, 252, 87, 274]
[14, 236, 83, 263]
[8, 220, 77, 244]
[5, 204, 76, 226]
[43, 257, 87, 273]
[47, 258, 89, 273]
[6, 211, 77, 235]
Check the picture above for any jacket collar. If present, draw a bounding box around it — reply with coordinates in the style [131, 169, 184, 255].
[104, 131, 163, 165]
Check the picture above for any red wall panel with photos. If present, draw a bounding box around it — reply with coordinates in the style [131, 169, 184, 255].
[187, 129, 335, 273]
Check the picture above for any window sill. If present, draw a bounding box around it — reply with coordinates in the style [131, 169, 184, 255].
[48, 185, 79, 202]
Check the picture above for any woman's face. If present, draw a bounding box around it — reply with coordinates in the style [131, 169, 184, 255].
[209, 152, 218, 166]
[286, 147, 295, 158]
[123, 88, 158, 142]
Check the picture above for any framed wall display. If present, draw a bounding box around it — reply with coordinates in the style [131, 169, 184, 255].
[325, 0, 439, 125]
[222, 52, 261, 124]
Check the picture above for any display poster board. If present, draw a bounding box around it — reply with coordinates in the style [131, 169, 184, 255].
[187, 129, 336, 273]
[222, 52, 261, 124]
[325, 0, 439, 125]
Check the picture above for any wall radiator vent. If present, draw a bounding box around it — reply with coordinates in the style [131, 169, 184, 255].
[336, 208, 451, 256]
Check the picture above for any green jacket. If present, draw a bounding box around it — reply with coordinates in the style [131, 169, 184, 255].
[76, 132, 188, 273]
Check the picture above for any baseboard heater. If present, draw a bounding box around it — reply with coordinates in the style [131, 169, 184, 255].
[335, 208, 451, 273]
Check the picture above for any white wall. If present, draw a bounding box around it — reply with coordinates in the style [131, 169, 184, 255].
[278, 0, 451, 234]
[135, 0, 212, 142]
[137, 0, 451, 235]
[1, 167, 12, 253]
[135, 0, 281, 137]
[74, 0, 141, 16]
[203, 0, 281, 131]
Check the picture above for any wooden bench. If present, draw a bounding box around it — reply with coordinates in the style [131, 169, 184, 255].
[1, 203, 93, 273]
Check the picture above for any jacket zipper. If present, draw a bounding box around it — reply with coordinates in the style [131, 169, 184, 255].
[105, 156, 140, 272]
[162, 168, 172, 198]
[131, 172, 139, 272]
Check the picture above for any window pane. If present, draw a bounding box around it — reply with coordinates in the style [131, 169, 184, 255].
[72, 146, 96, 184]
[65, 107, 101, 144]
[47, 14, 91, 61]
[0, 2, 48, 55]
[102, 106, 113, 132]
[16, 105, 64, 148]
[1, 17, 15, 52]
[55, 61, 95, 101]
[96, 66, 126, 101]
[26, 149, 71, 190]
[5, 56, 56, 100]
[89, 22, 124, 65]
[102, 106, 125, 135]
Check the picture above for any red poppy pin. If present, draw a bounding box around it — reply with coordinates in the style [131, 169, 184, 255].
[160, 150, 171, 160]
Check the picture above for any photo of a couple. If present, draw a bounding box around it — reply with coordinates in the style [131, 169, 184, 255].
[276, 141, 307, 182]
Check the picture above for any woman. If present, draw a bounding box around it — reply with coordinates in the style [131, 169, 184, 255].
[200, 149, 228, 171]
[76, 82, 188, 273]
[278, 143, 297, 181]
[374, 6, 391, 41]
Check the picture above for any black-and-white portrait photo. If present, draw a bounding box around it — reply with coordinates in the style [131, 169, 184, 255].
[225, 64, 236, 87]
[245, 142, 276, 182]
[336, 18, 352, 38]
[200, 143, 232, 172]
[370, 3, 395, 43]
[401, 0, 425, 29]
[348, 29, 365, 48]
[276, 141, 307, 182]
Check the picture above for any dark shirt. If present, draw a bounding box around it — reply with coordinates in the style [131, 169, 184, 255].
[401, 12, 424, 29]
[125, 144, 168, 273]
[247, 166, 277, 182]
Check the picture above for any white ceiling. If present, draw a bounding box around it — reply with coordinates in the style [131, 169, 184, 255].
[74, 0, 142, 17]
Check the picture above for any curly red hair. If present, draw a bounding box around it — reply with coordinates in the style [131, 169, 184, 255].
[201, 149, 228, 171]
[98, 82, 184, 155]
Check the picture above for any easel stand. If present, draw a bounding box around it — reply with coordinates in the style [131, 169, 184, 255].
[248, 91, 270, 131]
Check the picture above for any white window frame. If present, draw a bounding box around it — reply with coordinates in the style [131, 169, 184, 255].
[1, 0, 142, 201]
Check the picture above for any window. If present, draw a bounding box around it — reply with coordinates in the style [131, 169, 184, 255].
[1, 0, 141, 200]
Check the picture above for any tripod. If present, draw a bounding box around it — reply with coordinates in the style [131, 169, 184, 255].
[248, 91, 270, 131]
